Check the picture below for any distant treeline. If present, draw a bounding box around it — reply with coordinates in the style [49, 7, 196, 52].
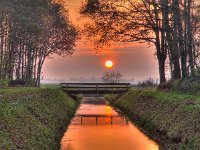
[0, 0, 77, 87]
[82, 0, 200, 84]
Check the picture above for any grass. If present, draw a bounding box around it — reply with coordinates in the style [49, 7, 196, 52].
[40, 83, 60, 89]
[0, 88, 80, 150]
[105, 89, 200, 149]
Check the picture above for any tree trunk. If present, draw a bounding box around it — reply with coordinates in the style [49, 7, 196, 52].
[174, 0, 187, 78]
[170, 0, 182, 80]
[186, 0, 194, 74]
[158, 58, 166, 83]
[152, 0, 167, 83]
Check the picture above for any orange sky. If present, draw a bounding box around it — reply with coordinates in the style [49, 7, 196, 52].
[42, 0, 159, 83]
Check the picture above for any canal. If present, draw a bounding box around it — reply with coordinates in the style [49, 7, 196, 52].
[61, 97, 159, 150]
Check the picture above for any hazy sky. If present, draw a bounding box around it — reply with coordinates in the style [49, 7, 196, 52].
[42, 0, 159, 82]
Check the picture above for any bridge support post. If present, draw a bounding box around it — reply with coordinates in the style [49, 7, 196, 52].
[126, 118, 128, 125]
[66, 83, 68, 91]
[126, 83, 129, 91]
[96, 83, 98, 94]
[96, 116, 98, 125]
[81, 116, 83, 124]
[112, 87, 113, 95]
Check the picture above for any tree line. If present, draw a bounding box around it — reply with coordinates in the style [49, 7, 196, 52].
[0, 0, 77, 87]
[81, 0, 200, 84]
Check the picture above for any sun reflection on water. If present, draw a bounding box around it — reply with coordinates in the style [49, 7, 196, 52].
[61, 97, 159, 150]
[106, 105, 112, 116]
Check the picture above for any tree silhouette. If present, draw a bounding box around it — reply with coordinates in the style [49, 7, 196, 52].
[101, 71, 123, 83]
[81, 0, 200, 83]
[0, 0, 77, 87]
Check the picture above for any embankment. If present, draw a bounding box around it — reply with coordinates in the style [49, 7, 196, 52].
[105, 89, 200, 149]
[0, 88, 80, 150]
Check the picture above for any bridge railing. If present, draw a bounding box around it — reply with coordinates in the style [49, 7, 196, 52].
[60, 83, 131, 94]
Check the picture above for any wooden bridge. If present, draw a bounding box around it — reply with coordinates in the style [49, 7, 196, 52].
[60, 83, 131, 94]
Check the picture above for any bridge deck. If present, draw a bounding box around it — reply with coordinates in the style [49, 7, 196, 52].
[60, 83, 131, 94]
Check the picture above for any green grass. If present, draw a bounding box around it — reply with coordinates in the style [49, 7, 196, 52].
[105, 89, 200, 149]
[40, 83, 60, 89]
[0, 88, 80, 150]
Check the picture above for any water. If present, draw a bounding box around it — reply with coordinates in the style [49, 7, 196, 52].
[61, 97, 159, 150]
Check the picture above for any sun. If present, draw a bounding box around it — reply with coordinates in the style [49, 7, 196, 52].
[105, 60, 113, 68]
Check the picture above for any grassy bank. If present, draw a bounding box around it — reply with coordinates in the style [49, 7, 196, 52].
[105, 89, 200, 149]
[0, 88, 80, 150]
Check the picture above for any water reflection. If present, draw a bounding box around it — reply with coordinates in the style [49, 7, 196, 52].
[61, 97, 159, 150]
[106, 106, 112, 116]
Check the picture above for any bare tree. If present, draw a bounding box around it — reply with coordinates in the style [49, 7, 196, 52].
[101, 71, 123, 83]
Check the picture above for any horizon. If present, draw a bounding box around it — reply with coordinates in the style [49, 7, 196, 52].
[41, 76, 158, 84]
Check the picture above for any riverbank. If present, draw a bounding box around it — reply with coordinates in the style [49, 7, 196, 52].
[105, 89, 200, 149]
[0, 88, 80, 149]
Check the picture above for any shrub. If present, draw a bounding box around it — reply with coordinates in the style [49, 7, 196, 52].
[172, 75, 200, 94]
[137, 77, 158, 88]
[8, 79, 26, 87]
[0, 79, 10, 89]
[157, 80, 175, 91]
[159, 69, 200, 94]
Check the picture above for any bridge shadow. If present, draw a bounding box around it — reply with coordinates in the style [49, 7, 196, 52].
[81, 97, 107, 105]
[74, 115, 129, 125]
[71, 97, 129, 125]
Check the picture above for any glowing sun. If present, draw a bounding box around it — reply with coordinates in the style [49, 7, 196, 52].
[105, 60, 113, 68]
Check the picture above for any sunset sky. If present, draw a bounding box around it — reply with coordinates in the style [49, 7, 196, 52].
[42, 0, 159, 83]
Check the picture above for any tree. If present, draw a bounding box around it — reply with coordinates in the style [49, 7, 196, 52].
[101, 71, 123, 83]
[0, 0, 77, 87]
[81, 0, 200, 83]
[81, 0, 168, 83]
